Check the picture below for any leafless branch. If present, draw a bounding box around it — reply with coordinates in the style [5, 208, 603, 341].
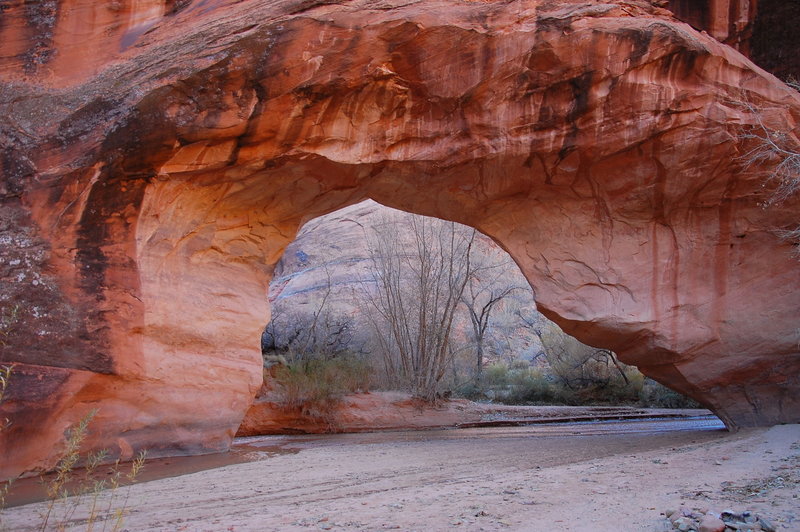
[737, 97, 800, 254]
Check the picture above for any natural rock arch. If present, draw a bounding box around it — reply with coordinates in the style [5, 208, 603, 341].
[1, 0, 799, 478]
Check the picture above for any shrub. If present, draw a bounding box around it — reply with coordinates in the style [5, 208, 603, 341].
[37, 409, 147, 532]
[483, 362, 510, 388]
[0, 374, 147, 531]
[455, 359, 699, 409]
[453, 381, 484, 401]
[467, 363, 574, 405]
[502, 368, 569, 405]
[638, 378, 701, 409]
[272, 354, 372, 422]
[0, 364, 13, 517]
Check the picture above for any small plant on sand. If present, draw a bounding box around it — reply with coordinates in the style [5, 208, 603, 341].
[0, 403, 146, 532]
[40, 409, 98, 530]
[91, 450, 147, 532]
[0, 364, 12, 427]
[37, 409, 147, 531]
[0, 308, 146, 531]
[0, 364, 15, 518]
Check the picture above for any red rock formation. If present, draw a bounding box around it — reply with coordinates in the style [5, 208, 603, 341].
[749, 0, 800, 82]
[237, 391, 476, 436]
[1, 0, 799, 479]
[667, 0, 800, 81]
[0, 0, 195, 84]
[668, 0, 757, 53]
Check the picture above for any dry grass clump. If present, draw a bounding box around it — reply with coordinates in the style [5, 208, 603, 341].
[0, 364, 14, 518]
[0, 369, 146, 532]
[273, 355, 372, 424]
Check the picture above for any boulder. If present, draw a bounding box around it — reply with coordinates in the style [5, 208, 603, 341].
[698, 515, 726, 532]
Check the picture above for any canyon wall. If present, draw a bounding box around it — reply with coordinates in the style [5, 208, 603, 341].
[1, 0, 799, 478]
[668, 0, 756, 52]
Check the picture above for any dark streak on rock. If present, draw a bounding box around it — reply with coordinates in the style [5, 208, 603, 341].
[624, 27, 654, 66]
[57, 98, 123, 147]
[0, 146, 35, 198]
[0, 2, 10, 36]
[0, 196, 108, 372]
[660, 48, 702, 80]
[566, 71, 593, 123]
[22, 0, 59, 73]
[559, 71, 593, 160]
[535, 13, 573, 34]
[73, 168, 148, 374]
[166, 0, 193, 16]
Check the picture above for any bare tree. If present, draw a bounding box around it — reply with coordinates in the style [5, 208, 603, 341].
[460, 252, 521, 381]
[359, 212, 476, 401]
[263, 263, 361, 363]
[532, 323, 629, 390]
[738, 96, 800, 253]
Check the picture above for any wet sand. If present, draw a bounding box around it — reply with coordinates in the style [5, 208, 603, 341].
[5, 417, 798, 531]
[5, 404, 714, 508]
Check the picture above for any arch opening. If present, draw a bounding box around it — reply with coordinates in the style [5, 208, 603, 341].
[246, 199, 701, 436]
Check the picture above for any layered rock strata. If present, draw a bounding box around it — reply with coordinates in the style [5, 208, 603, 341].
[1, 0, 799, 478]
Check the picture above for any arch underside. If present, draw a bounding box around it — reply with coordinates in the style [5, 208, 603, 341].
[0, 0, 799, 478]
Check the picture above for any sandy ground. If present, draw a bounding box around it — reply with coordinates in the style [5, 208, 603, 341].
[3, 419, 799, 531]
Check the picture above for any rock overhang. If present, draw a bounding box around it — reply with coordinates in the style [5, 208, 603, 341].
[0, 0, 799, 479]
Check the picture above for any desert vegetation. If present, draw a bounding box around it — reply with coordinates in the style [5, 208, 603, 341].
[737, 81, 800, 254]
[358, 212, 477, 401]
[261, 202, 698, 411]
[270, 356, 372, 424]
[0, 358, 146, 531]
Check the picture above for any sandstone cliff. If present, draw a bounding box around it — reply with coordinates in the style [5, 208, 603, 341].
[1, 0, 799, 478]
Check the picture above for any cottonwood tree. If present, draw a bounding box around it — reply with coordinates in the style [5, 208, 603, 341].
[459, 251, 522, 382]
[262, 307, 357, 360]
[359, 212, 476, 402]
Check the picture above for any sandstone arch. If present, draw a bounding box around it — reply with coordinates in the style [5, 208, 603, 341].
[1, 0, 799, 478]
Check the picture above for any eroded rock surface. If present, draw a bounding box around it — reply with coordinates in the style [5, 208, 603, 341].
[667, 0, 756, 53]
[1, 0, 799, 478]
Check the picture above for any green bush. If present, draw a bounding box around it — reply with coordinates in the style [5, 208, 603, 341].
[455, 361, 698, 409]
[483, 363, 510, 387]
[502, 368, 568, 405]
[273, 354, 372, 415]
[638, 378, 701, 409]
[467, 363, 573, 405]
[453, 381, 485, 401]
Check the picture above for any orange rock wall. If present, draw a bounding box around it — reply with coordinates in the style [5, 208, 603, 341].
[1, 0, 799, 479]
[0, 0, 193, 84]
